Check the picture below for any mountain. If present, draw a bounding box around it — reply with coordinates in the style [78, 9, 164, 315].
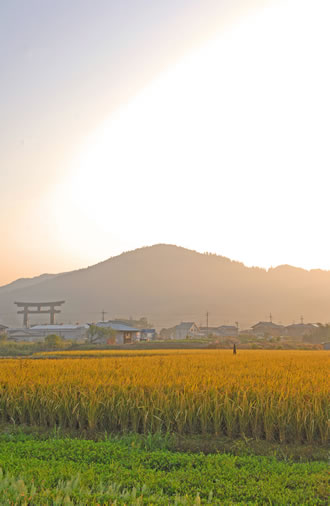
[0, 274, 58, 294]
[1, 244, 330, 329]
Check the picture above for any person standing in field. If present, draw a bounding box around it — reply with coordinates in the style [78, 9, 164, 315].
[233, 343, 237, 355]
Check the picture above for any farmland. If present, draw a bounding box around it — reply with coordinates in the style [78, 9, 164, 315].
[0, 350, 328, 443]
[0, 349, 328, 504]
[0, 432, 328, 505]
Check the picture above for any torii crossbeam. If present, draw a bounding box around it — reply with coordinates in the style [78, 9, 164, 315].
[14, 301, 65, 327]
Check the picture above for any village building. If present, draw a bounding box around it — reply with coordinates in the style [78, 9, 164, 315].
[95, 321, 140, 344]
[29, 324, 89, 341]
[7, 328, 43, 342]
[140, 329, 156, 341]
[251, 321, 285, 338]
[323, 342, 330, 350]
[200, 326, 218, 336]
[174, 322, 200, 340]
[284, 323, 318, 339]
[200, 325, 238, 338]
[215, 325, 238, 337]
[0, 324, 8, 335]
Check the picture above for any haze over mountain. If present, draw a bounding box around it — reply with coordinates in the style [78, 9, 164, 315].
[0, 274, 58, 294]
[1, 245, 330, 329]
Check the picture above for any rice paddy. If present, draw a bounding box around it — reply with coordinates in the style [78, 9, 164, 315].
[0, 350, 327, 444]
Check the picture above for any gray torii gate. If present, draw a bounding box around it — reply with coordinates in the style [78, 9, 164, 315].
[14, 301, 65, 327]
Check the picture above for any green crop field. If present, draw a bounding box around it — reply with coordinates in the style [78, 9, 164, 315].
[0, 432, 328, 505]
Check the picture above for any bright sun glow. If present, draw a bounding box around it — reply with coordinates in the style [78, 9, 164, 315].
[48, 0, 330, 270]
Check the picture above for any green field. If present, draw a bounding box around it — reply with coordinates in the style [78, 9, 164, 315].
[0, 431, 327, 505]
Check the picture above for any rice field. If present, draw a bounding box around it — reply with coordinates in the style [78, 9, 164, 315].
[0, 350, 328, 444]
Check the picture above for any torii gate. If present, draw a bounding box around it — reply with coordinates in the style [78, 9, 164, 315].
[14, 301, 65, 327]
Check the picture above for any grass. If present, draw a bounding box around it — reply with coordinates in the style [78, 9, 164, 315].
[1, 424, 327, 462]
[0, 339, 323, 359]
[0, 431, 328, 505]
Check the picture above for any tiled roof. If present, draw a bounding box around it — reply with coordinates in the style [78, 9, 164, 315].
[96, 321, 139, 332]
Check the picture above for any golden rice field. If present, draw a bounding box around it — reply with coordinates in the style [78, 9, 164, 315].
[0, 350, 328, 444]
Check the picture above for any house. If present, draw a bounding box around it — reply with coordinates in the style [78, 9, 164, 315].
[323, 342, 330, 350]
[251, 321, 285, 338]
[95, 321, 140, 344]
[174, 322, 200, 340]
[215, 325, 238, 337]
[200, 325, 238, 338]
[0, 324, 8, 335]
[285, 323, 318, 339]
[29, 324, 89, 341]
[200, 326, 218, 336]
[7, 328, 43, 342]
[140, 329, 156, 341]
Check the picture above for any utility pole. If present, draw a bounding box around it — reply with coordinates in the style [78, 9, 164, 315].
[269, 312, 273, 323]
[101, 310, 107, 322]
[300, 315, 304, 324]
[206, 311, 209, 336]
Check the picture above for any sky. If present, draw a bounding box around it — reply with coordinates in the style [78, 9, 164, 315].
[1, 0, 330, 286]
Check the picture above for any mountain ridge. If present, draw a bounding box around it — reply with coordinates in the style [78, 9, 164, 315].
[0, 273, 58, 294]
[1, 244, 330, 328]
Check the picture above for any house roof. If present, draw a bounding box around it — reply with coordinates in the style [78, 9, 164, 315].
[251, 321, 284, 329]
[30, 324, 88, 331]
[7, 328, 35, 336]
[285, 323, 317, 329]
[175, 322, 198, 330]
[96, 321, 140, 332]
[0, 324, 8, 330]
[200, 325, 237, 334]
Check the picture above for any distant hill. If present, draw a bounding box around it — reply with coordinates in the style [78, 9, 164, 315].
[1, 244, 330, 329]
[0, 274, 58, 294]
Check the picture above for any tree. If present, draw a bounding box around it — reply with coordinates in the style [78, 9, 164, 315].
[114, 317, 153, 329]
[87, 325, 116, 344]
[160, 327, 175, 339]
[44, 334, 66, 349]
[137, 317, 152, 329]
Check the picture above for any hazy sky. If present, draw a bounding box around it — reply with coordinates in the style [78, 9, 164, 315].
[1, 0, 330, 285]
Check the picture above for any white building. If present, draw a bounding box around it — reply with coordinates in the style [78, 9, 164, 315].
[0, 324, 8, 335]
[174, 322, 200, 340]
[29, 324, 89, 341]
[7, 328, 43, 342]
